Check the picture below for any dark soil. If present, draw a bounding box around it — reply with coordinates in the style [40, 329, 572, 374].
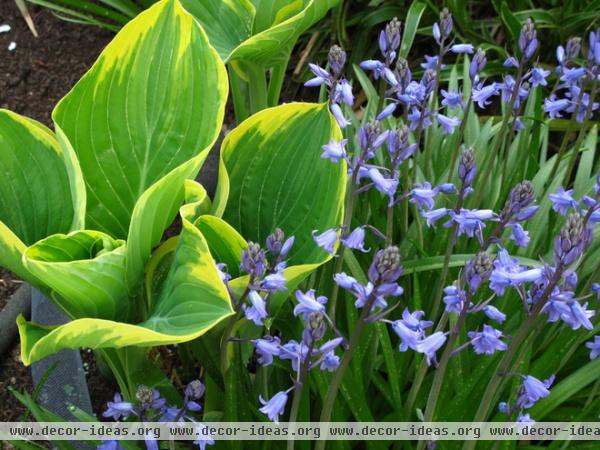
[0, 3, 115, 422]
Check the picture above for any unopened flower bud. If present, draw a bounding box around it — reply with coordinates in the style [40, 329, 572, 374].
[565, 37, 581, 60]
[185, 380, 205, 400]
[439, 8, 453, 39]
[465, 252, 493, 291]
[241, 242, 266, 278]
[328, 45, 346, 76]
[369, 246, 402, 284]
[519, 18, 538, 60]
[135, 385, 154, 405]
[458, 147, 476, 187]
[470, 49, 487, 80]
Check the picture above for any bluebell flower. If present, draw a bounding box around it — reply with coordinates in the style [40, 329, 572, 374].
[490, 248, 543, 296]
[368, 168, 399, 205]
[328, 45, 347, 76]
[518, 18, 538, 61]
[241, 243, 266, 278]
[472, 83, 499, 108]
[320, 352, 340, 372]
[280, 340, 309, 372]
[445, 209, 497, 240]
[98, 440, 124, 450]
[529, 67, 550, 87]
[544, 96, 570, 118]
[516, 374, 554, 409]
[416, 332, 447, 367]
[377, 102, 398, 120]
[443, 285, 466, 315]
[341, 226, 370, 252]
[469, 49, 487, 81]
[420, 55, 444, 71]
[400, 308, 433, 333]
[215, 262, 231, 283]
[103, 393, 134, 420]
[379, 17, 401, 60]
[335, 80, 354, 106]
[407, 107, 431, 130]
[458, 147, 476, 186]
[391, 320, 421, 352]
[255, 336, 281, 366]
[305, 63, 332, 87]
[436, 113, 461, 134]
[312, 228, 339, 254]
[243, 290, 268, 326]
[259, 390, 290, 424]
[193, 423, 215, 450]
[517, 413, 535, 426]
[294, 289, 327, 319]
[484, 305, 506, 323]
[586, 336, 600, 360]
[549, 187, 578, 215]
[321, 139, 347, 163]
[266, 229, 294, 259]
[467, 325, 507, 355]
[560, 67, 586, 85]
[260, 269, 287, 293]
[432, 22, 441, 44]
[410, 182, 438, 210]
[546, 297, 595, 330]
[397, 81, 426, 105]
[422, 208, 449, 227]
[498, 402, 510, 414]
[450, 43, 474, 54]
[503, 56, 519, 68]
[333, 272, 358, 289]
[566, 87, 599, 123]
[330, 103, 351, 128]
[441, 89, 463, 109]
[511, 223, 530, 248]
[592, 283, 600, 300]
[318, 337, 344, 355]
[464, 252, 494, 292]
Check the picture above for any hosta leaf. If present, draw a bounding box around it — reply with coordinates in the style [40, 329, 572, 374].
[53, 0, 227, 239]
[179, 0, 255, 61]
[17, 214, 234, 365]
[227, 0, 338, 65]
[0, 110, 83, 283]
[23, 231, 128, 320]
[126, 155, 207, 292]
[221, 102, 346, 267]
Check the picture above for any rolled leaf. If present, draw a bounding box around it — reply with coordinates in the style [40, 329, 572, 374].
[17, 214, 234, 365]
[220, 102, 346, 267]
[53, 0, 228, 239]
[23, 231, 128, 320]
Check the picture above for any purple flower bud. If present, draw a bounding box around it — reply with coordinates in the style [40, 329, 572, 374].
[464, 252, 493, 292]
[470, 49, 487, 80]
[439, 8, 453, 39]
[450, 43, 474, 54]
[484, 305, 506, 323]
[377, 102, 398, 120]
[443, 285, 465, 315]
[519, 18, 537, 60]
[333, 272, 358, 289]
[241, 242, 266, 278]
[185, 380, 205, 401]
[328, 45, 346, 76]
[368, 246, 403, 284]
[565, 37, 581, 60]
[330, 103, 351, 128]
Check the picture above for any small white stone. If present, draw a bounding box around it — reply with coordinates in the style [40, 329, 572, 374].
[8, 41, 16, 51]
[0, 24, 11, 34]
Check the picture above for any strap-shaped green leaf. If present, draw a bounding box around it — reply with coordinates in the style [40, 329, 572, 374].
[17, 215, 234, 365]
[183, 0, 338, 65]
[53, 0, 228, 239]
[0, 110, 83, 283]
[221, 102, 346, 267]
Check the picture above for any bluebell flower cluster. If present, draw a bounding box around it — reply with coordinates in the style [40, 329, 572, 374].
[101, 381, 212, 450]
[223, 228, 294, 326]
[544, 30, 600, 122]
[499, 373, 554, 423]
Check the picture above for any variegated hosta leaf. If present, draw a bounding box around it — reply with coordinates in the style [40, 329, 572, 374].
[182, 0, 338, 65]
[53, 0, 227, 239]
[17, 215, 234, 365]
[0, 110, 84, 283]
[23, 231, 128, 320]
[220, 102, 346, 267]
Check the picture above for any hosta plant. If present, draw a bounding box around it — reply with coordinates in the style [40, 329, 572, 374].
[4, 2, 600, 450]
